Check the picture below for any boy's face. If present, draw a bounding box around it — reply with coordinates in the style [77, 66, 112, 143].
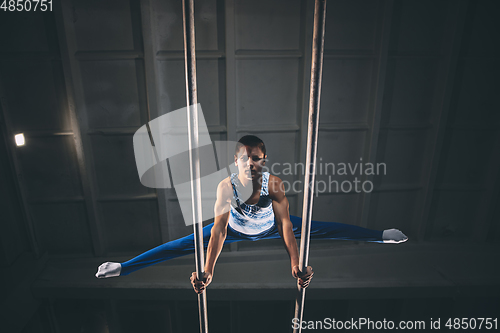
[234, 145, 267, 180]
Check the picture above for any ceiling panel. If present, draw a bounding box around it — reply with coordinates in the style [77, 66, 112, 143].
[18, 136, 82, 199]
[461, 0, 500, 57]
[236, 59, 300, 127]
[384, 58, 439, 125]
[325, 0, 379, 52]
[389, 0, 448, 56]
[368, 190, 417, 233]
[235, 0, 301, 51]
[0, 61, 68, 131]
[426, 190, 482, 241]
[100, 200, 161, 253]
[166, 197, 188, 238]
[493, 194, 500, 243]
[72, 0, 135, 51]
[31, 202, 92, 255]
[375, 129, 428, 186]
[166, 197, 207, 241]
[316, 131, 367, 185]
[312, 193, 361, 225]
[320, 58, 374, 124]
[0, 11, 50, 53]
[450, 59, 500, 125]
[158, 59, 225, 124]
[80, 60, 143, 129]
[91, 135, 155, 197]
[154, 0, 221, 52]
[436, 128, 496, 187]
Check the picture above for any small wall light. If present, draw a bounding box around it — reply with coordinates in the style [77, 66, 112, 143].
[15, 133, 25, 146]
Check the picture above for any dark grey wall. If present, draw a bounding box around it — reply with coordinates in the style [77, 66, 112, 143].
[1, 0, 500, 255]
[0, 0, 499, 332]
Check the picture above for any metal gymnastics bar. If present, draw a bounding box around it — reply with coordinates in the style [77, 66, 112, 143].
[182, 0, 209, 332]
[293, 0, 327, 332]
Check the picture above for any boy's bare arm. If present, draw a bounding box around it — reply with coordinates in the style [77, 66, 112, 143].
[205, 180, 232, 274]
[191, 179, 232, 294]
[270, 176, 299, 268]
[269, 175, 314, 288]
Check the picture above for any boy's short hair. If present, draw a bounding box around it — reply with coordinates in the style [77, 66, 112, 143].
[235, 135, 266, 157]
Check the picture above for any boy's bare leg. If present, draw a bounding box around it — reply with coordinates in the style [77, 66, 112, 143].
[382, 229, 408, 243]
[95, 262, 121, 278]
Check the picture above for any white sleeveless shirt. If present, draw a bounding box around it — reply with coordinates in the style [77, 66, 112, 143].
[228, 172, 275, 235]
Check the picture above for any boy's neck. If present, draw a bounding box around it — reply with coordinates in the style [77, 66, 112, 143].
[237, 172, 262, 191]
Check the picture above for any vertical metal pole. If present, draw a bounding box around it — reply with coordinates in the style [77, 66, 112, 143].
[182, 0, 209, 332]
[293, 1, 326, 332]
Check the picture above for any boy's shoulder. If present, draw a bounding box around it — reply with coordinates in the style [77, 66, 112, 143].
[216, 176, 233, 202]
[218, 176, 233, 191]
[268, 173, 283, 185]
[268, 174, 285, 197]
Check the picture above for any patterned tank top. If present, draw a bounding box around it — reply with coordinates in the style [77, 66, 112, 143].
[228, 171, 275, 235]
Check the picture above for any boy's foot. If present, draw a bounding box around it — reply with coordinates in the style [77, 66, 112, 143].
[95, 262, 121, 278]
[382, 229, 408, 243]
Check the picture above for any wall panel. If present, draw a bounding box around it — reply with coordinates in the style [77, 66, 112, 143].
[325, 0, 379, 52]
[320, 58, 374, 124]
[236, 59, 300, 127]
[389, 0, 448, 55]
[72, 0, 136, 51]
[18, 136, 82, 200]
[312, 193, 361, 225]
[369, 190, 417, 232]
[316, 131, 367, 185]
[158, 59, 225, 124]
[427, 190, 482, 240]
[80, 60, 144, 129]
[0, 61, 70, 131]
[436, 128, 496, 187]
[450, 59, 500, 125]
[31, 202, 92, 255]
[0, 11, 50, 53]
[235, 0, 301, 51]
[154, 0, 221, 51]
[91, 135, 154, 197]
[385, 58, 439, 125]
[100, 200, 161, 253]
[375, 129, 427, 187]
[461, 0, 500, 57]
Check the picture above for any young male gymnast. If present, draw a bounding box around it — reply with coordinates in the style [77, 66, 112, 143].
[96, 135, 408, 293]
